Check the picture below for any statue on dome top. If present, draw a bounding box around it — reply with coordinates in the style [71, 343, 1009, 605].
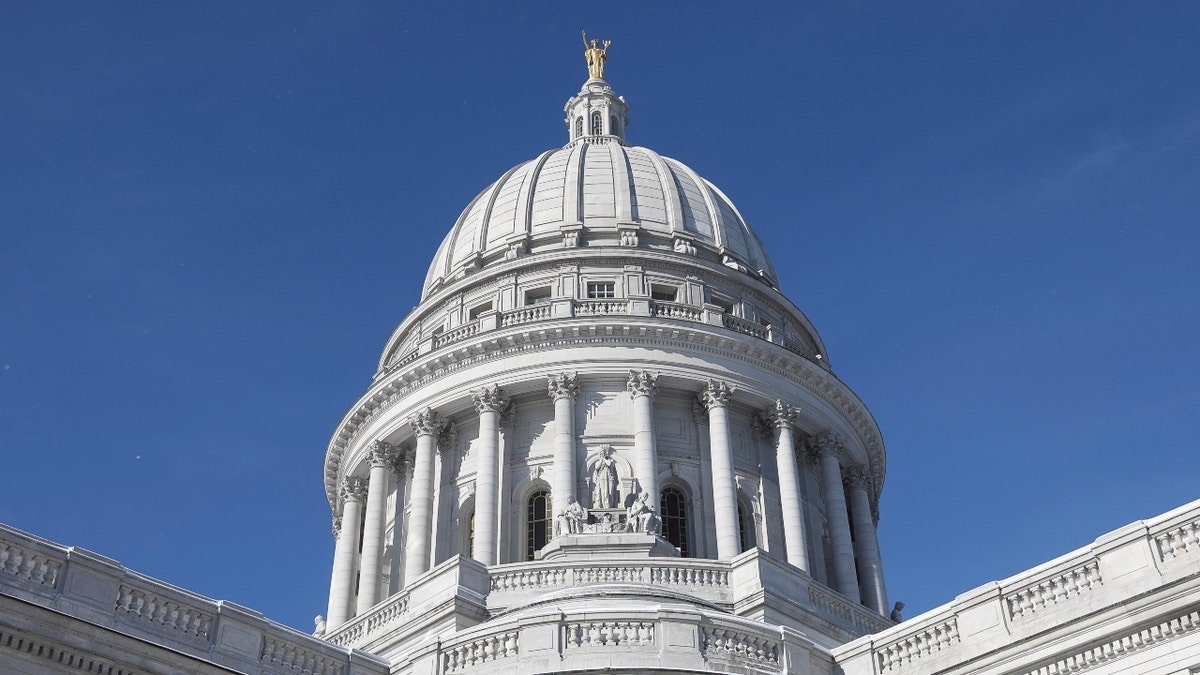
[582, 31, 611, 79]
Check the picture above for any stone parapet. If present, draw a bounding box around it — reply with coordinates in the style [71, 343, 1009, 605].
[0, 523, 389, 675]
[833, 498, 1200, 675]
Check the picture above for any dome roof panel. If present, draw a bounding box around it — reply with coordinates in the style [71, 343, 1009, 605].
[420, 143, 779, 297]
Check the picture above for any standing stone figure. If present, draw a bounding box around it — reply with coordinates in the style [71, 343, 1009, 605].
[591, 445, 618, 508]
[582, 31, 611, 79]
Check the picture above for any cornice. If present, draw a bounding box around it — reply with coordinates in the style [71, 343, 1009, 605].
[325, 320, 885, 508]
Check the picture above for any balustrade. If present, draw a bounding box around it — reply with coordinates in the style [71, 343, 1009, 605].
[116, 584, 213, 641]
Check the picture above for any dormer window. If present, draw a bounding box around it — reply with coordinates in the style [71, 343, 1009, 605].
[591, 111, 603, 136]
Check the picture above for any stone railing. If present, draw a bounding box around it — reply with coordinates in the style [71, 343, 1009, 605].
[723, 313, 768, 339]
[434, 320, 480, 349]
[701, 623, 781, 669]
[574, 299, 629, 316]
[650, 300, 703, 321]
[0, 523, 389, 675]
[324, 587, 411, 647]
[486, 558, 732, 613]
[834, 498, 1200, 675]
[500, 304, 550, 327]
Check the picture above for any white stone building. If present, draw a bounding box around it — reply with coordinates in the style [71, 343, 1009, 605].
[2, 51, 1199, 675]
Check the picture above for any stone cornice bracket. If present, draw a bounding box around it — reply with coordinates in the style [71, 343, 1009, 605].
[472, 384, 510, 413]
[765, 399, 796, 428]
[368, 440, 395, 468]
[340, 476, 368, 504]
[700, 379, 734, 409]
[409, 407, 446, 438]
[547, 372, 580, 400]
[627, 370, 659, 399]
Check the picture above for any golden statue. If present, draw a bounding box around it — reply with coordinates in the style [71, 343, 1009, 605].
[582, 31, 611, 80]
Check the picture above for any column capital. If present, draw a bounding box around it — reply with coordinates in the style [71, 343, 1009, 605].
[843, 465, 872, 492]
[627, 370, 659, 399]
[368, 440, 395, 468]
[764, 399, 797, 428]
[700, 379, 734, 409]
[409, 407, 446, 437]
[809, 429, 844, 458]
[340, 476, 368, 503]
[472, 384, 510, 414]
[547, 372, 580, 401]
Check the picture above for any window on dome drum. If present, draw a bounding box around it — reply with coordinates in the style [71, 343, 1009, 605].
[468, 301, 493, 320]
[737, 500, 757, 551]
[591, 111, 603, 136]
[660, 487, 689, 557]
[711, 297, 734, 314]
[575, 116, 583, 139]
[526, 490, 552, 560]
[586, 282, 615, 299]
[650, 285, 678, 302]
[610, 115, 618, 135]
[524, 286, 552, 306]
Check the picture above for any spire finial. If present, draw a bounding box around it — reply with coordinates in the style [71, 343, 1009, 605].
[581, 31, 611, 80]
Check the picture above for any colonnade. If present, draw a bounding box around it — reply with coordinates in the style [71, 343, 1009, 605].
[324, 373, 888, 630]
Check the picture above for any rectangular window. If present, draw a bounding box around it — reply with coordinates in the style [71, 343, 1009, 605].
[524, 286, 552, 306]
[651, 285, 678, 302]
[711, 297, 734, 313]
[468, 301, 493, 320]
[586, 282, 615, 299]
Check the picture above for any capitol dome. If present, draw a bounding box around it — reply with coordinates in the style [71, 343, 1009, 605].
[319, 56, 891, 674]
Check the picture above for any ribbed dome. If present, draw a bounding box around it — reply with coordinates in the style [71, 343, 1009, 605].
[422, 142, 778, 298]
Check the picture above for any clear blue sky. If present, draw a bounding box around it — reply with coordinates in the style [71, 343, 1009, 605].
[3, 3, 1198, 631]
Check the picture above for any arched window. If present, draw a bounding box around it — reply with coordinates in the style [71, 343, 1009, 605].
[591, 111, 603, 136]
[462, 507, 475, 558]
[610, 115, 619, 136]
[737, 499, 757, 552]
[660, 487, 689, 557]
[526, 490, 552, 560]
[575, 116, 583, 139]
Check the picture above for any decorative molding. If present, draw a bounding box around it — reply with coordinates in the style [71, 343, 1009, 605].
[340, 476, 368, 504]
[0, 624, 138, 675]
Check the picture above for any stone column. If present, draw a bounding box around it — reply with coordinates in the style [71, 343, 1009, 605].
[812, 431, 860, 599]
[471, 385, 508, 565]
[846, 466, 888, 614]
[404, 408, 445, 582]
[701, 379, 740, 559]
[767, 401, 809, 571]
[326, 477, 367, 629]
[627, 371, 660, 509]
[387, 449, 410, 595]
[548, 373, 580, 521]
[356, 441, 393, 613]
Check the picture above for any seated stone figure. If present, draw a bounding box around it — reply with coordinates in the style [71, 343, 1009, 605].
[625, 491, 659, 534]
[557, 495, 587, 535]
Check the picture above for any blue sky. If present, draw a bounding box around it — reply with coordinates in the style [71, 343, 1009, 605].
[2, 3, 1198, 631]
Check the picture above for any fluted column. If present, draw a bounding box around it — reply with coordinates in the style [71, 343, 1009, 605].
[548, 373, 579, 521]
[326, 477, 367, 629]
[767, 401, 809, 571]
[471, 385, 508, 565]
[846, 466, 888, 614]
[356, 441, 393, 613]
[404, 408, 445, 581]
[627, 371, 660, 511]
[812, 431, 860, 599]
[701, 379, 740, 559]
[387, 449, 411, 595]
